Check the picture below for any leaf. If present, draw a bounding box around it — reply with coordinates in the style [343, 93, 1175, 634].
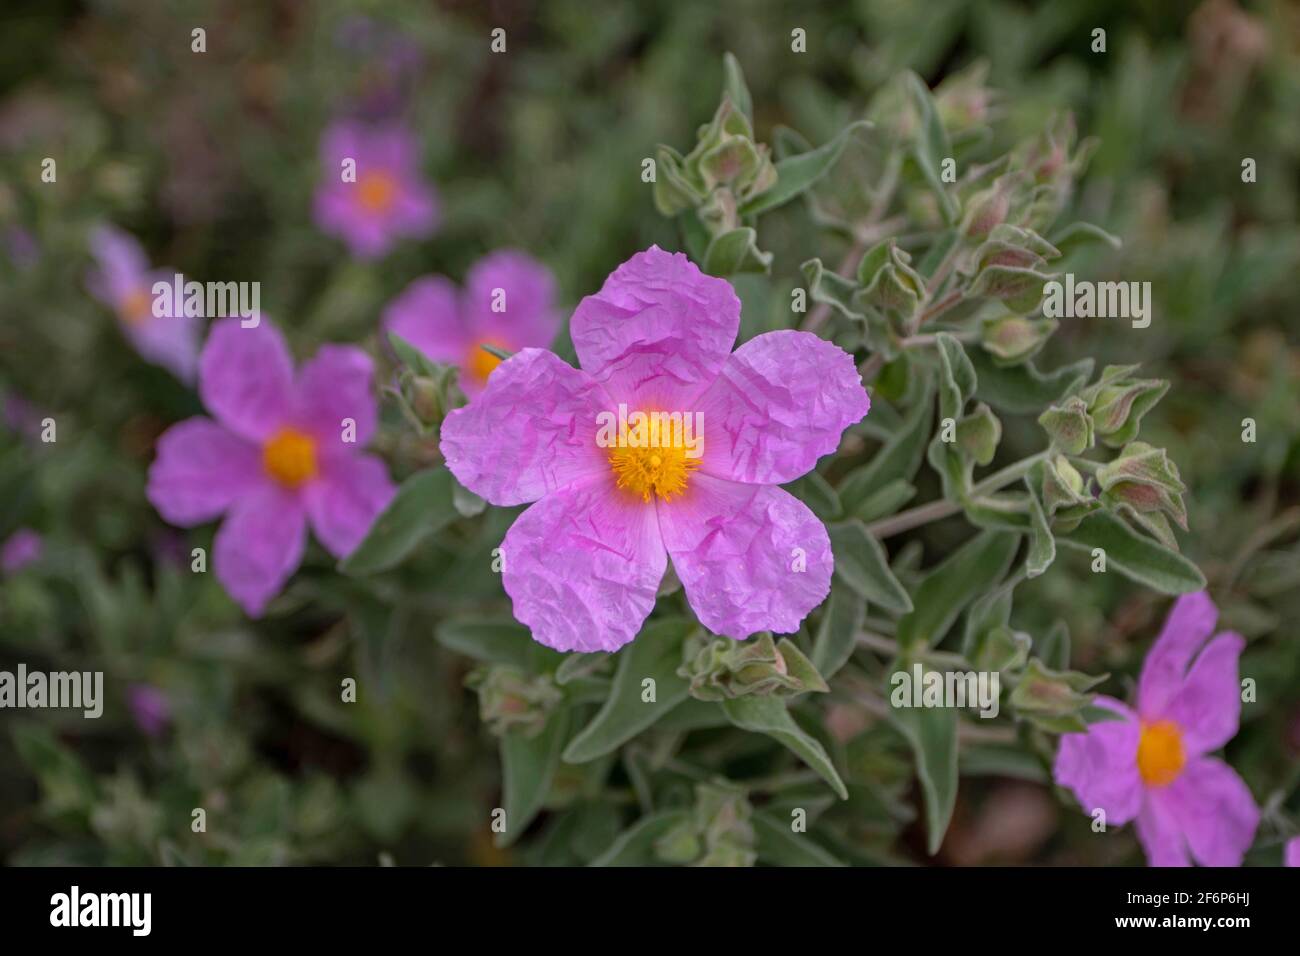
[969, 351, 1094, 415]
[890, 699, 958, 855]
[722, 696, 848, 799]
[903, 72, 958, 223]
[800, 256, 865, 322]
[1024, 478, 1056, 578]
[1038, 619, 1071, 671]
[589, 810, 691, 867]
[11, 725, 98, 819]
[896, 530, 1019, 651]
[740, 120, 871, 217]
[722, 51, 753, 122]
[436, 617, 561, 671]
[935, 332, 977, 420]
[703, 226, 772, 276]
[497, 708, 570, 847]
[340, 469, 457, 575]
[810, 583, 868, 679]
[1050, 221, 1122, 256]
[784, 470, 842, 522]
[388, 331, 441, 378]
[562, 618, 694, 763]
[1058, 512, 1206, 594]
[753, 811, 847, 866]
[851, 478, 916, 523]
[828, 520, 913, 615]
[838, 386, 933, 507]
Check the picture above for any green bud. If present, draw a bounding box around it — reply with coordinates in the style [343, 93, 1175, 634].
[956, 402, 1002, 466]
[934, 61, 995, 133]
[679, 632, 828, 701]
[465, 666, 563, 738]
[1009, 658, 1107, 733]
[857, 240, 924, 316]
[1096, 441, 1188, 531]
[1037, 396, 1094, 455]
[1040, 455, 1098, 532]
[651, 145, 704, 216]
[1087, 378, 1169, 446]
[970, 625, 1031, 674]
[655, 781, 756, 867]
[981, 314, 1058, 365]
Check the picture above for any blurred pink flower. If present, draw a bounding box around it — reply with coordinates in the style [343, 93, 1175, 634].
[128, 683, 172, 738]
[1054, 591, 1258, 866]
[146, 319, 395, 616]
[86, 224, 201, 382]
[313, 119, 438, 260]
[1287, 836, 1300, 867]
[440, 246, 870, 652]
[1, 528, 43, 574]
[384, 249, 558, 396]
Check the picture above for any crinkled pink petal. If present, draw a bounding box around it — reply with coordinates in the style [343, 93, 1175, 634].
[199, 318, 294, 442]
[292, 344, 379, 448]
[657, 474, 832, 639]
[500, 476, 666, 652]
[1135, 796, 1191, 867]
[695, 330, 870, 485]
[1286, 836, 1300, 867]
[383, 276, 468, 364]
[440, 348, 611, 506]
[1154, 756, 1259, 867]
[1052, 696, 1144, 826]
[465, 249, 558, 350]
[569, 246, 739, 407]
[147, 417, 263, 525]
[214, 485, 307, 617]
[303, 453, 397, 559]
[1160, 632, 1245, 757]
[1137, 590, 1218, 717]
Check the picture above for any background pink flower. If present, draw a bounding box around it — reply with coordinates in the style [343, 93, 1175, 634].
[383, 249, 558, 396]
[313, 119, 439, 260]
[146, 318, 396, 616]
[87, 224, 201, 382]
[1054, 591, 1258, 866]
[440, 246, 870, 653]
[1, 528, 43, 574]
[127, 683, 172, 738]
[1286, 836, 1300, 867]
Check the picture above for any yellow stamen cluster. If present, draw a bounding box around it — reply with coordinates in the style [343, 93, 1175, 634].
[262, 427, 319, 489]
[609, 439, 700, 503]
[1136, 719, 1185, 787]
[466, 342, 507, 383]
[357, 171, 397, 214]
[120, 288, 154, 327]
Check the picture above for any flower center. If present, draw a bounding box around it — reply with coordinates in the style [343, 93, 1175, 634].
[465, 341, 508, 383]
[120, 288, 154, 327]
[357, 171, 397, 214]
[262, 427, 318, 488]
[607, 411, 701, 503]
[1136, 720, 1186, 787]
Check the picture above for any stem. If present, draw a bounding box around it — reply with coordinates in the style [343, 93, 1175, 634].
[857, 631, 899, 655]
[866, 451, 1051, 539]
[915, 289, 964, 326]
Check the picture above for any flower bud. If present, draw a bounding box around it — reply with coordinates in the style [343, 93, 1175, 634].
[465, 666, 563, 738]
[1009, 658, 1106, 733]
[956, 402, 1002, 466]
[981, 315, 1058, 365]
[1087, 377, 1169, 446]
[679, 632, 828, 701]
[857, 240, 924, 316]
[1037, 396, 1094, 455]
[655, 782, 756, 867]
[1096, 441, 1188, 531]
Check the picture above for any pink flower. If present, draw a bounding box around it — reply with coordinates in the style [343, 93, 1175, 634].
[127, 684, 172, 738]
[383, 249, 558, 396]
[1054, 591, 1259, 866]
[1286, 836, 1300, 867]
[440, 246, 870, 652]
[1, 528, 43, 574]
[87, 225, 201, 382]
[313, 119, 438, 260]
[146, 319, 396, 616]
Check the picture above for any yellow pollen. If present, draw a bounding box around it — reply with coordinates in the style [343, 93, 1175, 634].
[120, 288, 154, 327]
[356, 171, 397, 214]
[466, 341, 507, 383]
[608, 417, 700, 503]
[1136, 720, 1186, 787]
[262, 427, 319, 489]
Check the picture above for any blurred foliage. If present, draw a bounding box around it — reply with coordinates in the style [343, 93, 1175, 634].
[1, 0, 1297, 866]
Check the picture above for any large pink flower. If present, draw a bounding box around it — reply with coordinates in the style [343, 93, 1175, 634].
[87, 224, 202, 382]
[147, 319, 396, 616]
[1054, 591, 1259, 866]
[313, 119, 439, 260]
[440, 246, 871, 652]
[384, 249, 558, 396]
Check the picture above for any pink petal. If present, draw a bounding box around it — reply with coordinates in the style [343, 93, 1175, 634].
[696, 330, 871, 485]
[292, 344, 380, 449]
[1160, 632, 1245, 757]
[1051, 696, 1144, 826]
[1155, 756, 1259, 867]
[501, 477, 666, 652]
[1285, 836, 1300, 867]
[214, 486, 307, 617]
[657, 474, 832, 639]
[127, 301, 202, 383]
[199, 318, 294, 442]
[569, 246, 739, 407]
[147, 417, 263, 526]
[382, 276, 467, 364]
[440, 348, 612, 506]
[1135, 798, 1191, 867]
[304, 453, 397, 558]
[465, 249, 559, 350]
[1137, 591, 1218, 716]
